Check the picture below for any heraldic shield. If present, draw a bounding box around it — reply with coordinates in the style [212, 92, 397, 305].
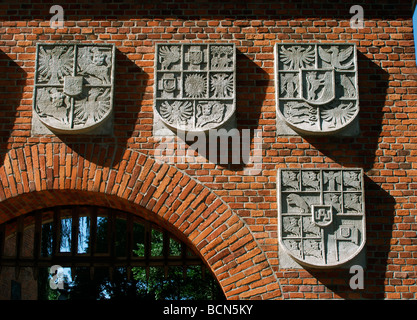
[278, 168, 366, 268]
[275, 43, 359, 135]
[154, 43, 236, 133]
[33, 43, 115, 134]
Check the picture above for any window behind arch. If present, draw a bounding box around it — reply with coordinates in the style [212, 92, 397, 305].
[0, 205, 225, 300]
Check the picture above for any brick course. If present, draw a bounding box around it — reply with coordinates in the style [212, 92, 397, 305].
[0, 0, 416, 299]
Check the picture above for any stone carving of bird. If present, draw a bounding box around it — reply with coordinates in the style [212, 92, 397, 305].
[159, 101, 193, 126]
[159, 46, 181, 70]
[280, 45, 315, 70]
[321, 102, 356, 128]
[37, 46, 74, 84]
[318, 46, 354, 70]
[210, 73, 234, 98]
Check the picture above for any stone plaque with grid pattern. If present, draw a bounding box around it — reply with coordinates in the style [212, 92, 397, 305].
[33, 43, 115, 134]
[275, 43, 359, 136]
[278, 168, 366, 268]
[154, 43, 236, 133]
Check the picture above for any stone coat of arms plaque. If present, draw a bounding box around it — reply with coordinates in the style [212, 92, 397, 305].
[278, 168, 366, 268]
[154, 43, 236, 133]
[275, 43, 359, 136]
[33, 43, 115, 134]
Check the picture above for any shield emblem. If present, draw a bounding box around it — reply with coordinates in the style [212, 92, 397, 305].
[63, 76, 84, 97]
[162, 78, 176, 93]
[278, 168, 366, 268]
[340, 226, 351, 238]
[33, 44, 115, 134]
[275, 43, 359, 135]
[158, 73, 178, 93]
[155, 44, 235, 133]
[312, 205, 333, 227]
[301, 69, 335, 105]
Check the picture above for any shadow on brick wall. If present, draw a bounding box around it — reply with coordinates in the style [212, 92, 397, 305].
[0, 50, 27, 166]
[362, 175, 396, 299]
[181, 48, 267, 176]
[304, 51, 390, 171]
[221, 48, 267, 173]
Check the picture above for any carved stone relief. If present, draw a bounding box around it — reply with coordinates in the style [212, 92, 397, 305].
[278, 168, 366, 268]
[154, 44, 236, 133]
[33, 44, 115, 135]
[275, 43, 359, 136]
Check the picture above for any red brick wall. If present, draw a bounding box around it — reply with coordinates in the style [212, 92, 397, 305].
[0, 0, 416, 299]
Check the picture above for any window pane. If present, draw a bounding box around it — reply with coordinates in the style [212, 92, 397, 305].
[68, 267, 109, 300]
[151, 229, 163, 257]
[133, 223, 145, 257]
[41, 222, 53, 257]
[169, 238, 181, 256]
[77, 216, 90, 254]
[22, 218, 34, 257]
[60, 218, 72, 253]
[96, 216, 108, 254]
[133, 266, 166, 300]
[115, 218, 126, 257]
[145, 266, 165, 299]
[96, 267, 112, 300]
[182, 266, 225, 300]
[166, 266, 183, 299]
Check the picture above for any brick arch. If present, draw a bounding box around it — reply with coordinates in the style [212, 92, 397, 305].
[0, 144, 281, 300]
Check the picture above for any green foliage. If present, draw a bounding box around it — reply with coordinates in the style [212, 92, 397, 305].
[132, 265, 225, 300]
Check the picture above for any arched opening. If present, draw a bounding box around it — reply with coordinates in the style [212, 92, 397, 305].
[0, 205, 225, 300]
[0, 146, 282, 300]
